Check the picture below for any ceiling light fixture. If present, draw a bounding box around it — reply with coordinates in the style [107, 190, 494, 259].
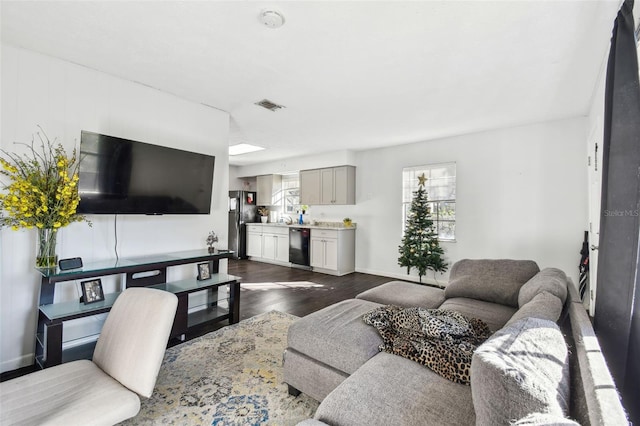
[259, 10, 285, 29]
[229, 143, 265, 156]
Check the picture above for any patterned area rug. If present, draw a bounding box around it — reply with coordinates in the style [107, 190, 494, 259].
[122, 311, 319, 425]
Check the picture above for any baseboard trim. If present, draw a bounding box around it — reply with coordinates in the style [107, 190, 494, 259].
[354, 267, 447, 288]
[247, 257, 291, 268]
[1, 353, 34, 375]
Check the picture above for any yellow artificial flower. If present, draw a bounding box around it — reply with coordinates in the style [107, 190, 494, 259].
[0, 130, 90, 231]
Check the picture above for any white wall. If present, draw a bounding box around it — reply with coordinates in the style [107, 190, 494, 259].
[229, 165, 256, 191]
[584, 52, 608, 314]
[0, 45, 230, 372]
[354, 118, 588, 285]
[235, 150, 356, 178]
[235, 118, 588, 287]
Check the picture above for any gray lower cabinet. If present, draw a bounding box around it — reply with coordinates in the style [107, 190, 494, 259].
[310, 228, 355, 276]
[246, 226, 263, 258]
[246, 225, 290, 264]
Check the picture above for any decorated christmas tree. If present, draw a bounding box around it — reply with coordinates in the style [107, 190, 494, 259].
[398, 173, 448, 283]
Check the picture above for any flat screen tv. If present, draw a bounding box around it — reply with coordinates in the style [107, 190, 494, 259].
[78, 131, 215, 215]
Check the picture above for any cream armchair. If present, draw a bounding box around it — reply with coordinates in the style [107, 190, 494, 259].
[0, 287, 178, 425]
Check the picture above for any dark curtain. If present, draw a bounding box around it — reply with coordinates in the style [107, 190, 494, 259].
[594, 0, 640, 423]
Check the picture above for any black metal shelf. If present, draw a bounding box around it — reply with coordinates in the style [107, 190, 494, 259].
[35, 249, 240, 369]
[188, 305, 230, 328]
[61, 341, 98, 364]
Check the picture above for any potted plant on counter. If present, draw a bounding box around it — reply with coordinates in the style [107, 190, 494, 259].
[258, 207, 269, 223]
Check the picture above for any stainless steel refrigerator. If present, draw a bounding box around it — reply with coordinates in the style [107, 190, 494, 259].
[228, 190, 257, 259]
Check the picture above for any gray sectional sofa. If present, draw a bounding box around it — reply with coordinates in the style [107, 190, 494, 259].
[284, 259, 628, 425]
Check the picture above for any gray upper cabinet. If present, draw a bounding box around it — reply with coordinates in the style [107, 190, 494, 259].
[256, 174, 282, 206]
[300, 169, 321, 205]
[300, 166, 355, 205]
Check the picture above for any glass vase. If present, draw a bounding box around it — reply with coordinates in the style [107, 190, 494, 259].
[36, 228, 58, 269]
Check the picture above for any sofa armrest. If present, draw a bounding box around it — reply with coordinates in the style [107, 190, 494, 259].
[297, 420, 330, 426]
[564, 281, 628, 425]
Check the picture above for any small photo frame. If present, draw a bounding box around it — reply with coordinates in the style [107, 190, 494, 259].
[81, 279, 105, 304]
[197, 262, 211, 281]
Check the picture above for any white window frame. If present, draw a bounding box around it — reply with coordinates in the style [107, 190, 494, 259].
[280, 173, 300, 215]
[402, 162, 456, 241]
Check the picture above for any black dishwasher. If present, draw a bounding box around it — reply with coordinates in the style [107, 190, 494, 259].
[289, 228, 311, 267]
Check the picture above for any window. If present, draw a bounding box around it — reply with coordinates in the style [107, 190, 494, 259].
[280, 173, 300, 214]
[402, 163, 456, 240]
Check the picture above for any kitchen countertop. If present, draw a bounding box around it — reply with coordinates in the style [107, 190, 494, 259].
[248, 222, 356, 230]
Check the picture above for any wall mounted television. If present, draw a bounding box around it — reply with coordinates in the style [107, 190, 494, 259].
[78, 131, 215, 215]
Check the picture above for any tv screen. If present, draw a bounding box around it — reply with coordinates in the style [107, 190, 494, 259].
[78, 131, 215, 215]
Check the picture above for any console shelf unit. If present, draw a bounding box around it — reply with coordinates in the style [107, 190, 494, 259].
[36, 249, 240, 369]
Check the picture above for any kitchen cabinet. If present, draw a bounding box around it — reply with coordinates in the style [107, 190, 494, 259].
[246, 225, 290, 264]
[257, 174, 282, 206]
[262, 228, 289, 263]
[310, 236, 337, 270]
[246, 225, 263, 258]
[300, 166, 355, 205]
[276, 235, 289, 263]
[310, 228, 355, 276]
[299, 169, 321, 205]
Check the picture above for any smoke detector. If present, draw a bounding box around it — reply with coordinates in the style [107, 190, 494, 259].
[255, 99, 285, 112]
[259, 10, 285, 29]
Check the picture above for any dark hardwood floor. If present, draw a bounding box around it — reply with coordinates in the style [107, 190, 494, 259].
[180, 258, 390, 341]
[1, 259, 392, 381]
[230, 259, 390, 318]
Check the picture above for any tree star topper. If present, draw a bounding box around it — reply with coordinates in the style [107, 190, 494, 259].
[418, 173, 427, 187]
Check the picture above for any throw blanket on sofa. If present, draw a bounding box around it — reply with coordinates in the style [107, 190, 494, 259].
[362, 306, 492, 385]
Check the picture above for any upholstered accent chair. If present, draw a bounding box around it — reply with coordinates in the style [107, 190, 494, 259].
[0, 287, 178, 425]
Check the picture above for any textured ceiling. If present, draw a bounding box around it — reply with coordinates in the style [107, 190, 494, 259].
[1, 1, 622, 165]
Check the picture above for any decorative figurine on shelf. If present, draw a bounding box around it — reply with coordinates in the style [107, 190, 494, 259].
[206, 231, 219, 253]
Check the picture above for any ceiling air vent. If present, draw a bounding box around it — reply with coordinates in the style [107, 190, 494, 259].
[255, 99, 285, 112]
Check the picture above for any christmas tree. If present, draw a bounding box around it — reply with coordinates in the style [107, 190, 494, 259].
[398, 173, 448, 283]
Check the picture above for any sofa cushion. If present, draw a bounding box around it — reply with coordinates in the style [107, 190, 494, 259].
[471, 318, 570, 425]
[283, 349, 349, 403]
[445, 259, 540, 307]
[356, 281, 445, 308]
[287, 299, 384, 375]
[439, 297, 517, 332]
[297, 420, 329, 426]
[513, 413, 580, 425]
[518, 268, 568, 307]
[315, 352, 475, 426]
[507, 291, 563, 327]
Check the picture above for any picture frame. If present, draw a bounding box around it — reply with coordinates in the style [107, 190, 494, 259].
[80, 279, 105, 304]
[197, 262, 211, 281]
